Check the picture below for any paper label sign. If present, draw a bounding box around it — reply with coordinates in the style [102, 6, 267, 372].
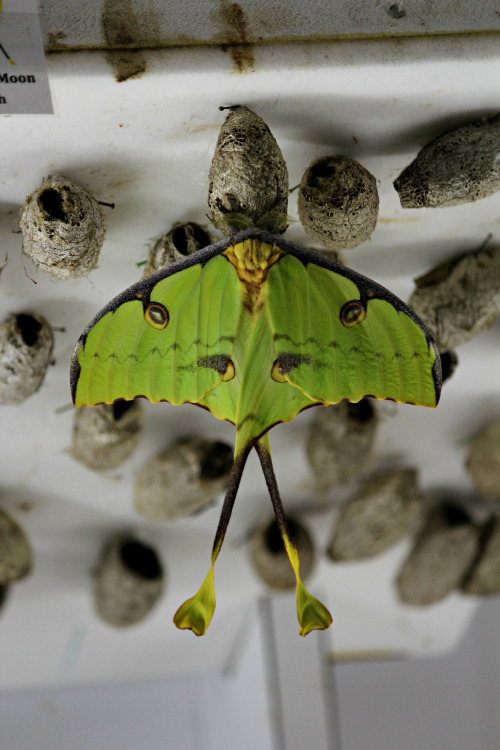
[0, 2, 53, 115]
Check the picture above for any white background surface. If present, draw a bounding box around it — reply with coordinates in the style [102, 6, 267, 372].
[3, 597, 500, 750]
[0, 35, 499, 694]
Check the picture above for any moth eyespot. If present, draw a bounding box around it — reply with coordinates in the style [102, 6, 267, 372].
[144, 303, 169, 330]
[340, 300, 366, 328]
[271, 359, 287, 383]
[221, 359, 235, 382]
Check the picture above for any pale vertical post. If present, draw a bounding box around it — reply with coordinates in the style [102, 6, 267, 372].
[259, 593, 341, 750]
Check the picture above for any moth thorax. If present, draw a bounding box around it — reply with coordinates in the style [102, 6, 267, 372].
[224, 238, 282, 286]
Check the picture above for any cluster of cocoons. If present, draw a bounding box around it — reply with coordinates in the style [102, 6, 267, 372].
[5, 105, 500, 628]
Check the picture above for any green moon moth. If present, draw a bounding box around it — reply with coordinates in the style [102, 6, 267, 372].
[70, 228, 442, 637]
